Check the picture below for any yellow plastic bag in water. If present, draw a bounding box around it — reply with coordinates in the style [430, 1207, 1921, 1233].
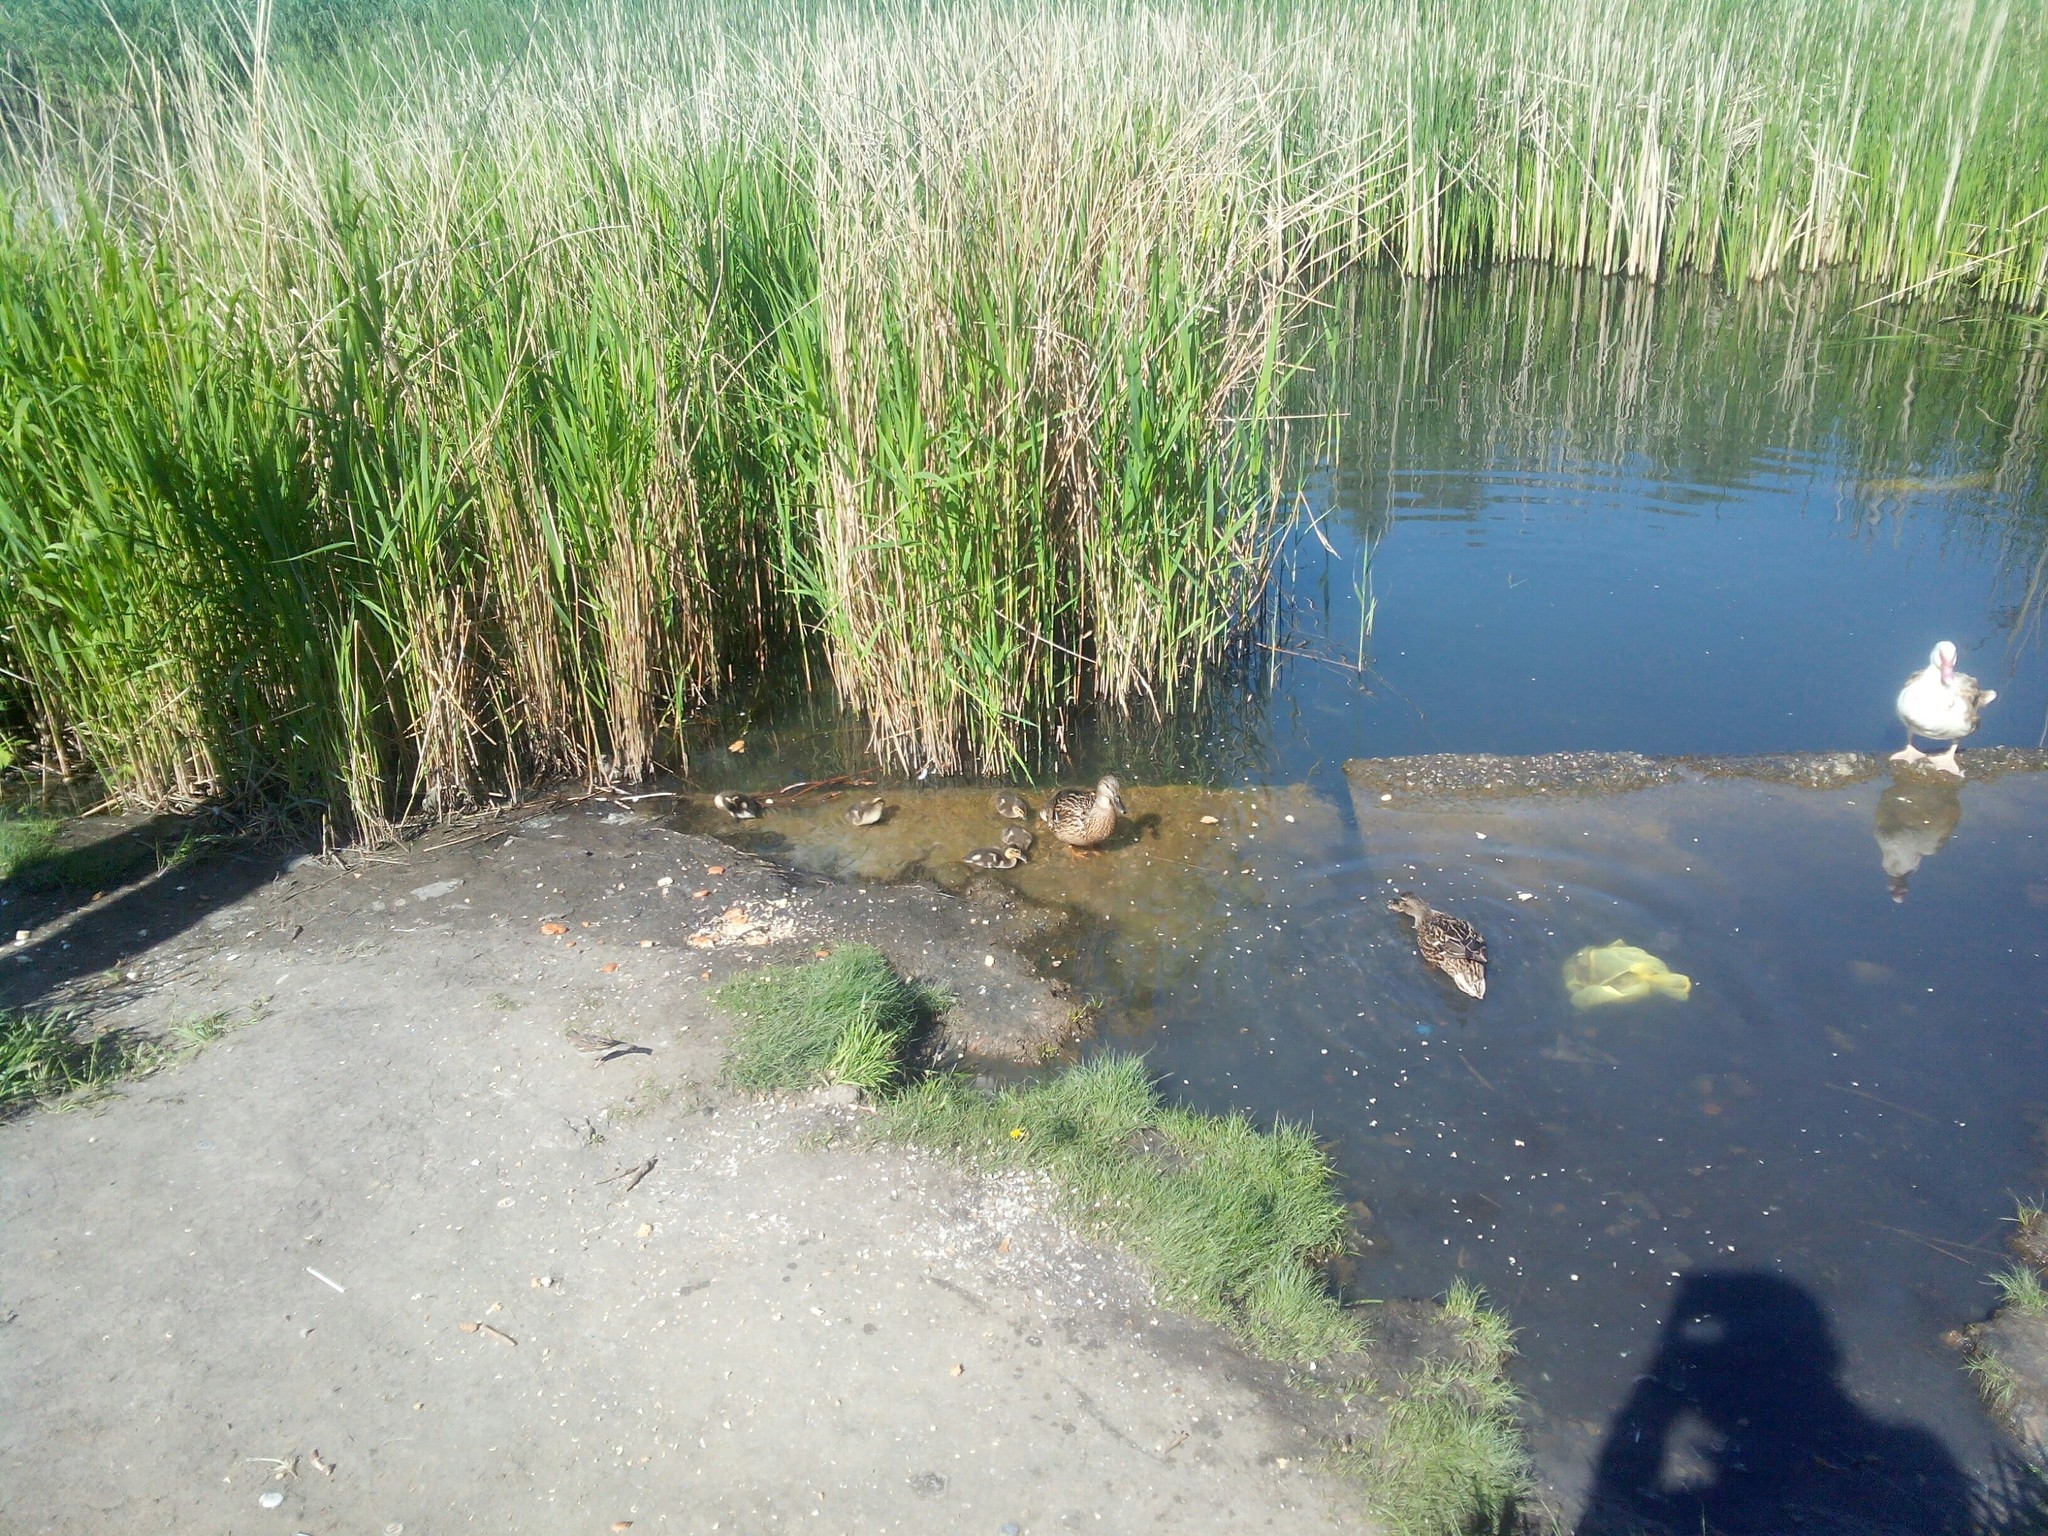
[1563, 941, 1691, 1009]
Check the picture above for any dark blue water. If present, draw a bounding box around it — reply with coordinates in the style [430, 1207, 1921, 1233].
[1272, 456, 2045, 768]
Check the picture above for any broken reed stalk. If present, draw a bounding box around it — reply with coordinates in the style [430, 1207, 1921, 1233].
[1, 0, 2044, 822]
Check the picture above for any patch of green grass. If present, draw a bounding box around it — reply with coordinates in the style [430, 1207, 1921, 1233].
[0, 1010, 142, 1105]
[0, 811, 174, 891]
[1, 1006, 244, 1109]
[160, 1011, 236, 1054]
[883, 1053, 1365, 1362]
[714, 945, 946, 1096]
[1969, 1350, 2023, 1416]
[1994, 1264, 2048, 1318]
[0, 812, 61, 883]
[1355, 1281, 1530, 1536]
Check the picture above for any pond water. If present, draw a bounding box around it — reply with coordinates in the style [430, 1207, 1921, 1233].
[687, 271, 2048, 1525]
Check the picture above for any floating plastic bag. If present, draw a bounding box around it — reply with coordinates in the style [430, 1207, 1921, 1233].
[1563, 941, 1691, 1009]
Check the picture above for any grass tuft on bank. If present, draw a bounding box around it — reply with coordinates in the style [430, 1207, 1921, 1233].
[714, 945, 947, 1096]
[0, 1007, 241, 1110]
[0, 1010, 140, 1105]
[886, 1053, 1366, 1362]
[0, 812, 61, 884]
[1355, 1280, 1528, 1536]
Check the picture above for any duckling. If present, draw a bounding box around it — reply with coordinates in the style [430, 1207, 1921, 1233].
[1038, 775, 1125, 853]
[713, 792, 764, 820]
[1893, 640, 1997, 777]
[1388, 891, 1487, 999]
[993, 791, 1030, 822]
[1000, 824, 1034, 855]
[844, 797, 887, 827]
[962, 844, 1026, 871]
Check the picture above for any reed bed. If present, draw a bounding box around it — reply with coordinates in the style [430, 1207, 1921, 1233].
[2, 0, 2045, 826]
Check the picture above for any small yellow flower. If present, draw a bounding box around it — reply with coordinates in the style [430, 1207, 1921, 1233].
[1010, 1127, 1027, 1140]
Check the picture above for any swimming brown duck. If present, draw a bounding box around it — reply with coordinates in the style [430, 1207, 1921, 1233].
[1389, 891, 1487, 999]
[1038, 775, 1125, 854]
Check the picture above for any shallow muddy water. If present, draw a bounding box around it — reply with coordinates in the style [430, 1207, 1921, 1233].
[688, 272, 2048, 1523]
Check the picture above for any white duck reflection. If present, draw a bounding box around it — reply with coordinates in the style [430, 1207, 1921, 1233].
[1873, 770, 1962, 902]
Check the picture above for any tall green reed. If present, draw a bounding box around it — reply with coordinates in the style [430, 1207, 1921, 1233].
[1, 0, 2045, 824]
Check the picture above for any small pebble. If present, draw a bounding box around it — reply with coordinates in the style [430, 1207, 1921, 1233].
[258, 1490, 285, 1509]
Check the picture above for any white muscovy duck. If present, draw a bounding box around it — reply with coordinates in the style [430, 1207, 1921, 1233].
[1892, 641, 1996, 777]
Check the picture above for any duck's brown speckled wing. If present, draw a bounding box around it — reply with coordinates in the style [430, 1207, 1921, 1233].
[1418, 910, 1488, 999]
[1040, 787, 1114, 845]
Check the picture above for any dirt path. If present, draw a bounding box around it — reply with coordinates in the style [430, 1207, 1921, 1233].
[1, 803, 1370, 1534]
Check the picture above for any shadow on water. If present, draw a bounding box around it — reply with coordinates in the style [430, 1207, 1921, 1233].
[1575, 1271, 2026, 1536]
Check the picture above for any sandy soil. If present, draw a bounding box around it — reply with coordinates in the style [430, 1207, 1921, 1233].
[0, 801, 1371, 1535]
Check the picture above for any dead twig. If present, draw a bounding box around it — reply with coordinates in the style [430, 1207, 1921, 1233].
[459, 1320, 518, 1346]
[775, 774, 872, 800]
[1824, 1082, 1938, 1123]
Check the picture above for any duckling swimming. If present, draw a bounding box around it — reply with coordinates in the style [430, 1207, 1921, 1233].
[994, 791, 1030, 822]
[963, 845, 1026, 870]
[1000, 824, 1034, 855]
[713, 792, 764, 820]
[1388, 892, 1487, 999]
[1039, 775, 1125, 853]
[844, 797, 887, 827]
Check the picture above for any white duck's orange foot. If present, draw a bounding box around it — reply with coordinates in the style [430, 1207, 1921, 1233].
[1891, 743, 1927, 763]
[1929, 746, 1964, 777]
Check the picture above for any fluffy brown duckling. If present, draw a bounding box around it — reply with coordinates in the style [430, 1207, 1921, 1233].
[962, 845, 1026, 871]
[844, 797, 887, 827]
[713, 792, 765, 820]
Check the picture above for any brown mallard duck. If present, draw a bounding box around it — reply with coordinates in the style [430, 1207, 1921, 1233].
[1389, 892, 1487, 999]
[844, 797, 887, 827]
[1000, 824, 1034, 855]
[963, 845, 1025, 870]
[1038, 775, 1125, 853]
[713, 792, 764, 820]
[993, 791, 1030, 822]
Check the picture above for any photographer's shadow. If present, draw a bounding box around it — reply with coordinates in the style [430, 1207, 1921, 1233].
[1576, 1272, 1971, 1535]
